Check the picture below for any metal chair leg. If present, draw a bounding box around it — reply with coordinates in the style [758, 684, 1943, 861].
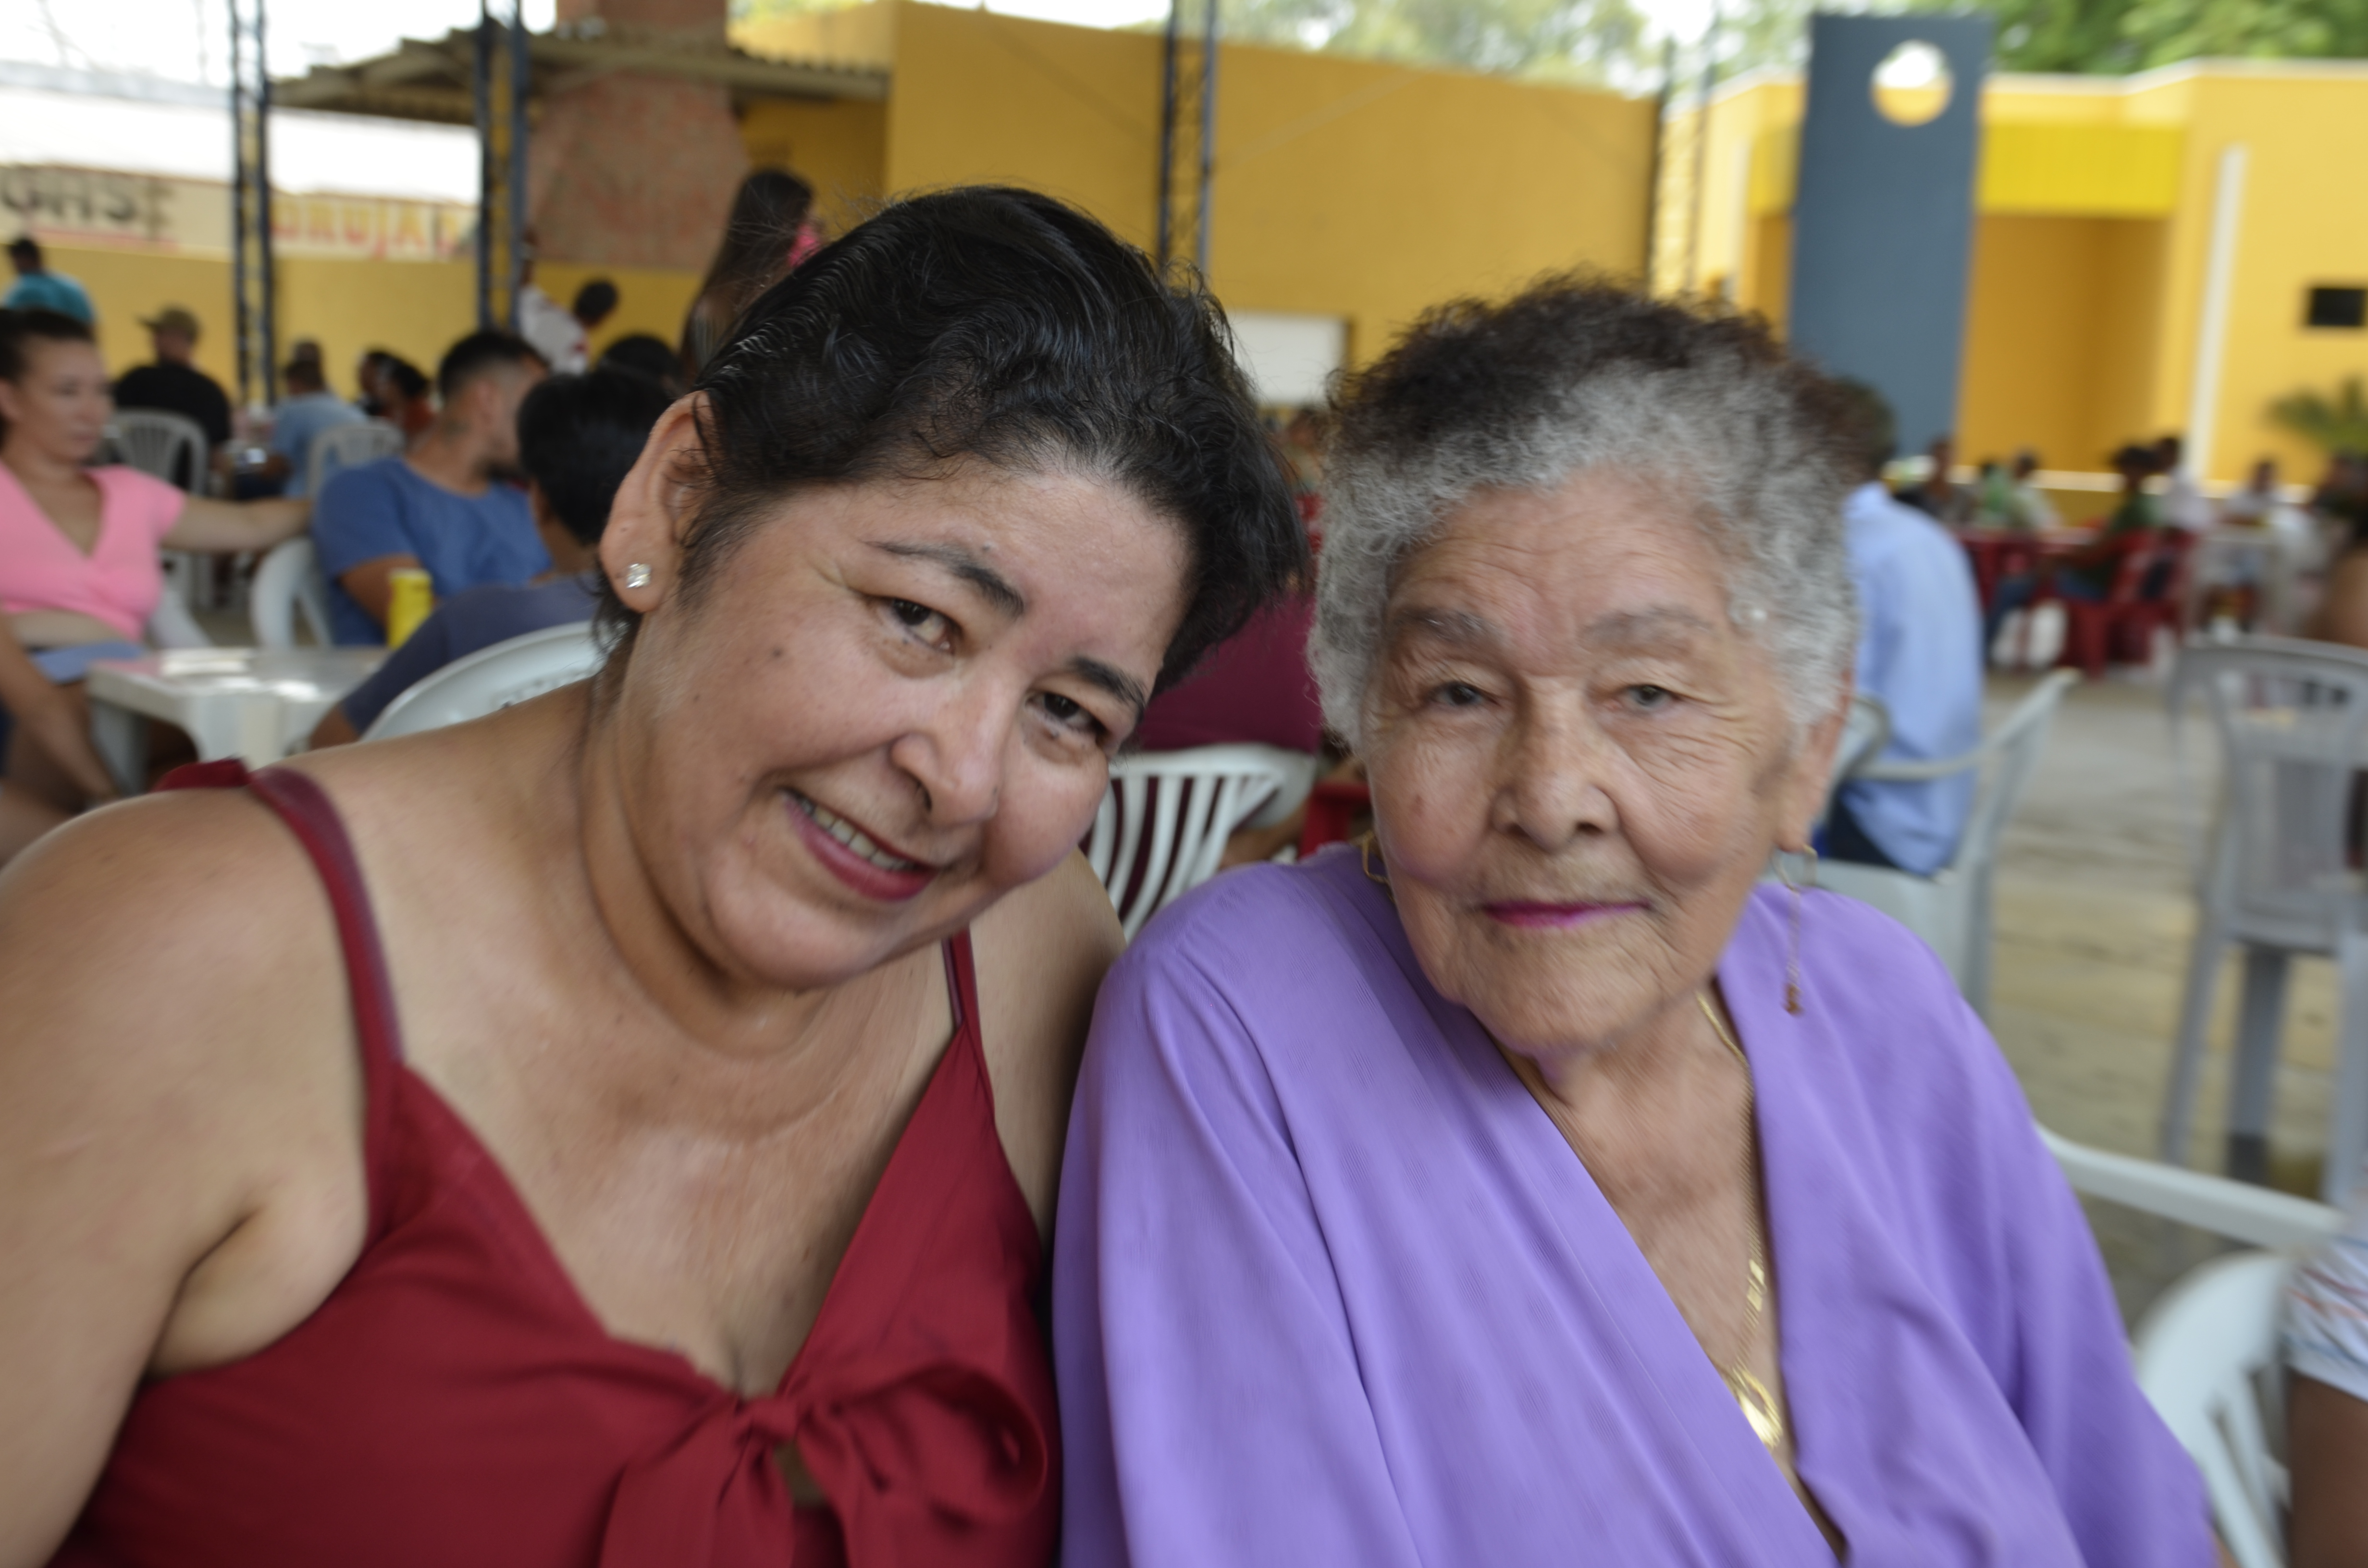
[2330, 913, 2368, 1204]
[2164, 915, 2230, 1166]
[2226, 945, 2290, 1184]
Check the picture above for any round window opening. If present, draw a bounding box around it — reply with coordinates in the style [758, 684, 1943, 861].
[1871, 40, 1951, 126]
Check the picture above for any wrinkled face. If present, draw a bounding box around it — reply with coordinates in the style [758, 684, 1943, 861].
[1362, 467, 1841, 1059]
[602, 434, 1188, 991]
[0, 339, 111, 464]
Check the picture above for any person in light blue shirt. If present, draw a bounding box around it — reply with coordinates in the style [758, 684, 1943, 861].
[310, 331, 550, 645]
[1828, 383, 1985, 876]
[4, 239, 94, 324]
[264, 357, 367, 498]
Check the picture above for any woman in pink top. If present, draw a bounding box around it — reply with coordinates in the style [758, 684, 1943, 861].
[0, 308, 308, 827]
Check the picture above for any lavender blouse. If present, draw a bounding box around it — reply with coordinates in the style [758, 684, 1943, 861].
[1053, 849, 2212, 1566]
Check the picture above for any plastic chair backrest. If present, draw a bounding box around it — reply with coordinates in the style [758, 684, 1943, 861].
[1831, 692, 1891, 784]
[2169, 637, 2368, 946]
[2132, 1250, 2298, 1568]
[110, 409, 207, 490]
[361, 623, 605, 741]
[1086, 744, 1321, 940]
[249, 537, 335, 649]
[1858, 669, 2075, 880]
[2041, 1125, 2343, 1250]
[306, 420, 405, 499]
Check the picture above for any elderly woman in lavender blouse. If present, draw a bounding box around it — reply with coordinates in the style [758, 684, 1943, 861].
[1052, 282, 2214, 1567]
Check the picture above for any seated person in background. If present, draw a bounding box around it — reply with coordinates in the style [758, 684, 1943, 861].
[111, 306, 232, 482]
[1983, 442, 2162, 651]
[1894, 432, 1970, 525]
[598, 332, 689, 399]
[2308, 516, 2368, 649]
[1974, 450, 2056, 530]
[260, 356, 365, 499]
[0, 308, 307, 812]
[2155, 434, 2213, 533]
[312, 331, 550, 646]
[572, 278, 619, 341]
[312, 368, 671, 746]
[1829, 380, 1984, 874]
[357, 349, 437, 440]
[2284, 1160, 2368, 1568]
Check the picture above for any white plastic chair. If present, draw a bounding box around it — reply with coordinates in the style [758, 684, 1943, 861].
[361, 623, 605, 741]
[110, 409, 208, 488]
[2132, 1250, 2299, 1568]
[1818, 670, 2077, 1016]
[1086, 744, 1320, 940]
[249, 538, 336, 649]
[306, 419, 405, 499]
[2162, 637, 2368, 1200]
[1818, 693, 1890, 830]
[112, 410, 211, 613]
[2043, 1129, 2343, 1568]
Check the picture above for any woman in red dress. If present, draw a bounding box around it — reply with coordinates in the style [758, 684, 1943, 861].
[0, 186, 1302, 1567]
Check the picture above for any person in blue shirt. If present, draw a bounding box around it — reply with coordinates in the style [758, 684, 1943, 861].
[261, 357, 366, 498]
[1826, 382, 1985, 876]
[311, 368, 674, 745]
[311, 331, 550, 645]
[3, 240, 94, 324]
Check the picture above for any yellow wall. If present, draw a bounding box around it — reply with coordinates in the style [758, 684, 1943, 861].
[865, 0, 1652, 367]
[882, 4, 1165, 249]
[738, 98, 891, 233]
[1670, 61, 2368, 481]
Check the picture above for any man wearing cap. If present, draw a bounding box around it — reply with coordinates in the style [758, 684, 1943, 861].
[113, 307, 234, 488]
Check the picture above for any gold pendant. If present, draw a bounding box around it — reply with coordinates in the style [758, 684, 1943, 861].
[1727, 1367, 1785, 1451]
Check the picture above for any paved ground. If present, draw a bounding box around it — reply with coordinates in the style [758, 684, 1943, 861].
[1980, 671, 2338, 1323]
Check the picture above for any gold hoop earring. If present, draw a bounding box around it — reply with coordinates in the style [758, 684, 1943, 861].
[1775, 847, 1817, 1014]
[1357, 829, 1391, 891]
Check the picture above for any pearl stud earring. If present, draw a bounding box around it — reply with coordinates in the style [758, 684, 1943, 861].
[622, 563, 652, 590]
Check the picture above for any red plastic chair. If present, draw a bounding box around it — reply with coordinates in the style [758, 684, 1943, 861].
[2057, 530, 2193, 679]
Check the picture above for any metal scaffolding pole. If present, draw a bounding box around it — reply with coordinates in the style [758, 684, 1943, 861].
[227, 0, 277, 411]
[474, 0, 530, 331]
[1155, 0, 1217, 274]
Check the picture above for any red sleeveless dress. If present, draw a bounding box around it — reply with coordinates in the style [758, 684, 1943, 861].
[53, 762, 1059, 1568]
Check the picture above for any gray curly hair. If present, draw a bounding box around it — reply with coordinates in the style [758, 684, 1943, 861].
[1310, 278, 1862, 751]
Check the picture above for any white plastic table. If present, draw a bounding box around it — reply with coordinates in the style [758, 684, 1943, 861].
[87, 647, 385, 793]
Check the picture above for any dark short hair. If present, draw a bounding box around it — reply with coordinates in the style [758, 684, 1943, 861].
[381, 355, 430, 402]
[606, 185, 1303, 692]
[0, 307, 94, 381]
[7, 238, 39, 264]
[596, 332, 685, 398]
[283, 358, 326, 392]
[1829, 378, 1897, 478]
[435, 330, 545, 404]
[518, 371, 673, 546]
[571, 279, 620, 325]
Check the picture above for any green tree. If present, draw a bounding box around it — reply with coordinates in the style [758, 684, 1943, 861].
[1216, 0, 1649, 83]
[2270, 377, 2368, 455]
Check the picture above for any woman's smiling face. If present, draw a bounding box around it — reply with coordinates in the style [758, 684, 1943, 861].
[603, 433, 1187, 992]
[1361, 466, 1842, 1059]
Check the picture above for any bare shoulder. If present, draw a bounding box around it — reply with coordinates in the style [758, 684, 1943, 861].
[0, 789, 360, 1555]
[968, 849, 1124, 1233]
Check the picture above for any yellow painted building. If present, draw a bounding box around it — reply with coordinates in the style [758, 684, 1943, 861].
[15, 0, 1654, 405]
[1660, 59, 2368, 487]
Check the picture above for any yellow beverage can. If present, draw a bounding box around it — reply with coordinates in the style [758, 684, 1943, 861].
[386, 568, 434, 649]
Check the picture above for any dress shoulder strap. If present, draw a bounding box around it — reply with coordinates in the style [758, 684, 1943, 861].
[941, 928, 983, 1060]
[160, 758, 406, 1234]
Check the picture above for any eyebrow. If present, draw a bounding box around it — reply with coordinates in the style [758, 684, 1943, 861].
[1072, 656, 1149, 722]
[870, 540, 1026, 619]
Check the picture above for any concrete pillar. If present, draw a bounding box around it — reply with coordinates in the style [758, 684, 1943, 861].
[529, 0, 748, 272]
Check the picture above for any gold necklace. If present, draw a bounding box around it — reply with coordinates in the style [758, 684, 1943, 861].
[1697, 991, 1785, 1452]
